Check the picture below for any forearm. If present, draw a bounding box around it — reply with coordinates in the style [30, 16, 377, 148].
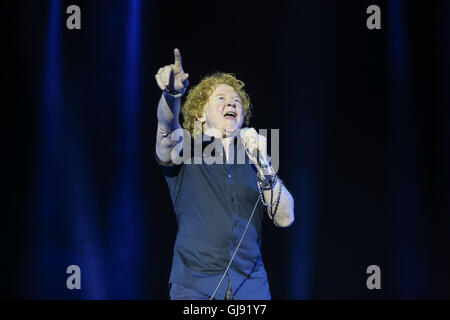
[154, 48, 189, 164]
[257, 164, 294, 227]
[157, 92, 182, 131]
[156, 93, 182, 163]
[262, 178, 294, 227]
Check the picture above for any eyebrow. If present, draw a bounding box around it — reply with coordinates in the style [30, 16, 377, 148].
[214, 93, 241, 99]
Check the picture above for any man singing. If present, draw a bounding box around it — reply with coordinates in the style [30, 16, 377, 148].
[155, 48, 294, 300]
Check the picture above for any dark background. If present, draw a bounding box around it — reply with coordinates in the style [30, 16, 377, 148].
[3, 0, 449, 299]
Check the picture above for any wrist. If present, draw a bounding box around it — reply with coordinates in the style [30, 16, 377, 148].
[163, 86, 187, 98]
[257, 163, 274, 176]
[256, 171, 278, 190]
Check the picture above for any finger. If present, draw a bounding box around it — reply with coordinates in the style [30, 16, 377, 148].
[248, 127, 258, 137]
[159, 66, 168, 87]
[180, 72, 189, 82]
[174, 48, 183, 71]
[247, 128, 258, 145]
[257, 136, 268, 157]
[249, 130, 262, 155]
[161, 65, 173, 88]
[242, 128, 255, 145]
[174, 73, 189, 91]
[257, 134, 267, 147]
[257, 140, 268, 158]
[247, 135, 258, 153]
[155, 74, 165, 90]
[155, 67, 165, 89]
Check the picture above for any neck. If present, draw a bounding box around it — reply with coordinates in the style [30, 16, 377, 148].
[204, 125, 237, 143]
[218, 133, 235, 163]
[203, 126, 238, 162]
[222, 135, 234, 147]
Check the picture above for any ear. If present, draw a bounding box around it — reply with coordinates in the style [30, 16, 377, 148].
[197, 111, 206, 123]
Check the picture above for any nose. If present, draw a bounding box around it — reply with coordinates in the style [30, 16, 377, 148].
[226, 98, 236, 108]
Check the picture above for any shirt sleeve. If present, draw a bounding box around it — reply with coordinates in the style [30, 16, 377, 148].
[155, 152, 182, 177]
[155, 152, 185, 213]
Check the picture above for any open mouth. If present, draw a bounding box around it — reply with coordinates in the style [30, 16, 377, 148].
[224, 111, 237, 120]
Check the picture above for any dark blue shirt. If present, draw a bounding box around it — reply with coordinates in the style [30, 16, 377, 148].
[157, 135, 271, 300]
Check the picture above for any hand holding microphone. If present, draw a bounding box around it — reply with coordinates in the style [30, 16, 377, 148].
[240, 127, 273, 175]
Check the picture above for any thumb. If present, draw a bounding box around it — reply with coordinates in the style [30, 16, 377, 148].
[181, 73, 189, 82]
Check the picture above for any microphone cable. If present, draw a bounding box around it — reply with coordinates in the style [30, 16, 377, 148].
[209, 195, 261, 300]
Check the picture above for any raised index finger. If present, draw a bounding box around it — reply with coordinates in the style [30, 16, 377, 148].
[174, 48, 183, 69]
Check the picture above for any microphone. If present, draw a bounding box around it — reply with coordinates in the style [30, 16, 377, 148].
[240, 127, 271, 170]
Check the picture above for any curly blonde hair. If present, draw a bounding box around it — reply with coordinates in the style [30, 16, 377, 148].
[181, 72, 252, 138]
